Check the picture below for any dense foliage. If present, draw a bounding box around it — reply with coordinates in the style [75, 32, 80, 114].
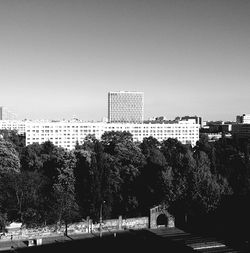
[1, 130, 250, 233]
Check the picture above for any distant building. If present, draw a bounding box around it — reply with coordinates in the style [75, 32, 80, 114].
[0, 120, 26, 135]
[0, 106, 17, 120]
[232, 124, 250, 141]
[236, 114, 250, 124]
[25, 120, 199, 150]
[144, 116, 198, 125]
[236, 115, 242, 123]
[180, 116, 202, 127]
[108, 91, 144, 123]
[144, 117, 178, 124]
[200, 120, 234, 142]
[201, 123, 232, 133]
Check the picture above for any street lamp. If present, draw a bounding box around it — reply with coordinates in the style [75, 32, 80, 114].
[99, 200, 105, 238]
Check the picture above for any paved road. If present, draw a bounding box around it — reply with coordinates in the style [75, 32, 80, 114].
[0, 232, 96, 252]
[148, 227, 249, 252]
[0, 227, 249, 253]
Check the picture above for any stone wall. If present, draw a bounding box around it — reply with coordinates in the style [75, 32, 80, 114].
[150, 205, 175, 229]
[1, 216, 149, 241]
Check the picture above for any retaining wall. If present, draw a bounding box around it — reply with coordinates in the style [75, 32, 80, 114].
[1, 216, 149, 241]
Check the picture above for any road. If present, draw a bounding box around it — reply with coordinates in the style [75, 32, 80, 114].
[0, 227, 249, 253]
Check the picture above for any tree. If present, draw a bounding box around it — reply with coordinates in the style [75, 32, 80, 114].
[76, 134, 97, 151]
[53, 150, 79, 225]
[0, 139, 20, 174]
[213, 138, 250, 195]
[21, 141, 80, 225]
[0, 139, 21, 224]
[0, 129, 25, 154]
[140, 136, 161, 158]
[113, 139, 145, 217]
[8, 171, 46, 225]
[191, 151, 231, 214]
[74, 140, 121, 221]
[74, 149, 93, 219]
[161, 138, 195, 203]
[160, 138, 197, 225]
[195, 133, 217, 174]
[138, 137, 173, 214]
[0, 212, 7, 232]
[101, 131, 133, 155]
[35, 145, 80, 225]
[20, 143, 43, 172]
[101, 131, 145, 217]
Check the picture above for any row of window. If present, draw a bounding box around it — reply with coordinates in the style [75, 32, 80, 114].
[26, 125, 198, 129]
[26, 129, 198, 134]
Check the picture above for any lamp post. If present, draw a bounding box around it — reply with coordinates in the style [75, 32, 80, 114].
[99, 200, 105, 238]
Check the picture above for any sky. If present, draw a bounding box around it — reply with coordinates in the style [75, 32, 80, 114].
[0, 0, 249, 122]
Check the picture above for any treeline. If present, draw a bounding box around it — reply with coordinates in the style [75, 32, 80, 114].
[0, 130, 250, 235]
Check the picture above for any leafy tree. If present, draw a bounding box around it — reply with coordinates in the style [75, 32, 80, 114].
[0, 172, 19, 222]
[35, 144, 80, 224]
[0, 139, 21, 224]
[91, 140, 115, 220]
[101, 131, 145, 217]
[74, 149, 93, 219]
[53, 150, 79, 225]
[160, 138, 197, 225]
[113, 139, 145, 217]
[138, 137, 173, 214]
[19, 141, 80, 225]
[20, 143, 43, 172]
[191, 151, 231, 214]
[195, 133, 217, 173]
[10, 171, 47, 225]
[0, 129, 25, 154]
[101, 131, 133, 155]
[161, 138, 194, 202]
[0, 212, 7, 232]
[74, 140, 120, 221]
[75, 134, 97, 151]
[140, 136, 161, 158]
[213, 138, 250, 195]
[0, 139, 20, 174]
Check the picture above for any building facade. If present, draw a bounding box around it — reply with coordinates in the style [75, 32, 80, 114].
[181, 116, 202, 127]
[232, 124, 250, 141]
[236, 114, 250, 124]
[0, 119, 199, 149]
[25, 120, 199, 150]
[0, 120, 26, 135]
[0, 107, 17, 120]
[108, 91, 144, 123]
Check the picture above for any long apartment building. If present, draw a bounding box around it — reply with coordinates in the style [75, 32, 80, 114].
[0, 119, 199, 150]
[24, 119, 199, 150]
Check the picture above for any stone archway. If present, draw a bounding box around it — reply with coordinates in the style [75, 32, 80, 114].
[156, 213, 168, 227]
[150, 205, 175, 229]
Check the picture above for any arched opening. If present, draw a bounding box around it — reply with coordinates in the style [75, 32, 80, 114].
[156, 214, 168, 227]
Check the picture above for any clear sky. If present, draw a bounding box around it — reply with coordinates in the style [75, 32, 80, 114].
[0, 0, 249, 122]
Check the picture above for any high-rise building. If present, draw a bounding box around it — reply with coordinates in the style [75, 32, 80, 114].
[108, 91, 144, 123]
[0, 106, 17, 120]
